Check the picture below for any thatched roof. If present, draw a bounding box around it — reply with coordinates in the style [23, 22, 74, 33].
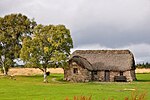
[70, 50, 135, 71]
[69, 56, 93, 70]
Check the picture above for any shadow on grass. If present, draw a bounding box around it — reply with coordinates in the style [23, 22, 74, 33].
[135, 79, 150, 82]
[135, 73, 150, 82]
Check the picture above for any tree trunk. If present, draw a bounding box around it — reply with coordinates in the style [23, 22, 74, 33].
[2, 63, 7, 75]
[43, 68, 48, 83]
[1, 56, 7, 75]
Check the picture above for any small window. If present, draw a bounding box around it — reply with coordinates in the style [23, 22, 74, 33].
[120, 72, 123, 76]
[73, 68, 78, 74]
[93, 71, 97, 75]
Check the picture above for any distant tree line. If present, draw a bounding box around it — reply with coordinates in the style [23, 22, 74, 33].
[136, 62, 150, 68]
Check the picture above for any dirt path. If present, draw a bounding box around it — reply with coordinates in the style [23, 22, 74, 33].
[51, 78, 57, 82]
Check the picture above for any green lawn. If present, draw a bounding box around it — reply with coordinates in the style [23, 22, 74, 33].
[0, 73, 149, 100]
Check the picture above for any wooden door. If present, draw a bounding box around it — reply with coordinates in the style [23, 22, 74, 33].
[104, 70, 110, 82]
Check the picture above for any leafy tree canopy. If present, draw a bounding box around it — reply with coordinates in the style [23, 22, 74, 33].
[20, 24, 73, 82]
[0, 13, 36, 75]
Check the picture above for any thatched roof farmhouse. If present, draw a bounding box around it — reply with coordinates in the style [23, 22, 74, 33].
[64, 50, 136, 82]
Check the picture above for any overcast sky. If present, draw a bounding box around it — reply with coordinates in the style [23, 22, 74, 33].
[1, 0, 150, 63]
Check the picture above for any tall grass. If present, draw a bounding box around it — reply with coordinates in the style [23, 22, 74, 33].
[65, 96, 92, 100]
[65, 91, 147, 100]
[124, 91, 147, 100]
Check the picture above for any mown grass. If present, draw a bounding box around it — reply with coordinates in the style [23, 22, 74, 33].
[0, 73, 149, 100]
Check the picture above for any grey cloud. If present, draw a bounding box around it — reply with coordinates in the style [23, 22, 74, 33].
[0, 0, 34, 15]
[73, 22, 150, 48]
[70, 0, 150, 47]
[1, 0, 150, 62]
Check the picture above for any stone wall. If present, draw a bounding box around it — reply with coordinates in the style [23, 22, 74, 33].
[109, 71, 134, 82]
[64, 62, 91, 82]
[109, 71, 119, 82]
[130, 70, 136, 81]
[124, 71, 133, 82]
[97, 71, 134, 82]
[64, 61, 136, 82]
[97, 71, 104, 81]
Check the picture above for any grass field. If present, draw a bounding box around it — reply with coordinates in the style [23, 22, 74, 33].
[0, 73, 149, 100]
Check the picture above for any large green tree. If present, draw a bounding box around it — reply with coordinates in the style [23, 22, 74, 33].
[0, 13, 36, 75]
[20, 24, 73, 82]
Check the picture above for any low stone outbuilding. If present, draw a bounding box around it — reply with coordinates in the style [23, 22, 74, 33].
[64, 50, 136, 82]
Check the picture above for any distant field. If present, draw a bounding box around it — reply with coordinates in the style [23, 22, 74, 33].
[136, 68, 150, 73]
[0, 68, 150, 76]
[0, 68, 64, 76]
[0, 73, 149, 100]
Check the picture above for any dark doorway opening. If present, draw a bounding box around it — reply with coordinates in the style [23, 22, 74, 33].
[91, 71, 98, 81]
[104, 70, 110, 82]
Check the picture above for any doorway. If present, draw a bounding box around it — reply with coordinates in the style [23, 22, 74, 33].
[91, 71, 98, 81]
[104, 70, 110, 81]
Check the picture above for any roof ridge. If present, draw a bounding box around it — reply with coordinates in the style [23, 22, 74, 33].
[73, 50, 132, 54]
